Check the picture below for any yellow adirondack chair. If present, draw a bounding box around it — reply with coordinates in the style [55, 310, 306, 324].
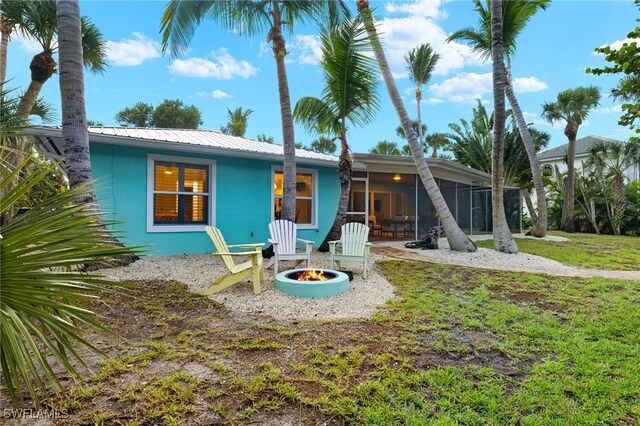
[267, 219, 314, 274]
[205, 226, 264, 295]
[328, 222, 372, 279]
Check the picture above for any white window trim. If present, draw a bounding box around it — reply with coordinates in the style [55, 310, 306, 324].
[147, 154, 216, 233]
[271, 166, 318, 230]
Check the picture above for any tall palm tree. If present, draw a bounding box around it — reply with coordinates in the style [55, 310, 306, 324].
[56, 0, 92, 201]
[447, 0, 550, 237]
[221, 106, 253, 137]
[489, 0, 518, 253]
[405, 44, 439, 149]
[357, 0, 476, 252]
[541, 86, 600, 232]
[310, 136, 337, 154]
[161, 0, 349, 223]
[294, 15, 379, 251]
[425, 132, 451, 158]
[584, 139, 640, 235]
[369, 140, 402, 155]
[9, 0, 106, 123]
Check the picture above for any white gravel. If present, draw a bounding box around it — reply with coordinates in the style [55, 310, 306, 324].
[101, 251, 396, 321]
[382, 234, 576, 275]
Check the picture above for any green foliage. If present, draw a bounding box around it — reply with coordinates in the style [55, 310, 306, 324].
[369, 140, 402, 155]
[310, 136, 337, 154]
[0, 155, 141, 407]
[115, 99, 202, 129]
[448, 99, 549, 186]
[293, 15, 379, 139]
[256, 133, 275, 144]
[114, 102, 154, 127]
[87, 119, 104, 126]
[587, 3, 640, 139]
[476, 232, 640, 269]
[153, 99, 202, 129]
[540, 86, 601, 137]
[220, 106, 253, 137]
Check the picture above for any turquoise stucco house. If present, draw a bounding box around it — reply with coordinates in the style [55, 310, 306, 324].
[32, 127, 340, 256]
[32, 126, 521, 256]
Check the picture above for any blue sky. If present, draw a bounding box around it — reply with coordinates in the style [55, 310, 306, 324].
[6, 0, 638, 154]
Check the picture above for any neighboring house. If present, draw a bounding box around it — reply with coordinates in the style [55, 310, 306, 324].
[31, 127, 519, 256]
[538, 135, 640, 182]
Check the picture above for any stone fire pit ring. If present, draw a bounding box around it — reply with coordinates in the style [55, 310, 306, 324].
[274, 269, 350, 298]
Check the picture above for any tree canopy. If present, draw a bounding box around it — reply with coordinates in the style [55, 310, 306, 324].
[115, 99, 202, 129]
[587, 1, 640, 140]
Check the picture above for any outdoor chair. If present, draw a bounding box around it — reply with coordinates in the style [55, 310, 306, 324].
[329, 222, 372, 279]
[267, 219, 314, 274]
[204, 226, 264, 295]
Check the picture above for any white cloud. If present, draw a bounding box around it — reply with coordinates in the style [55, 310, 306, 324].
[106, 32, 161, 66]
[168, 49, 259, 79]
[429, 72, 547, 103]
[211, 90, 231, 99]
[512, 77, 547, 93]
[429, 72, 492, 103]
[287, 34, 322, 65]
[425, 97, 443, 105]
[595, 104, 623, 114]
[12, 33, 42, 54]
[384, 0, 446, 19]
[365, 0, 485, 78]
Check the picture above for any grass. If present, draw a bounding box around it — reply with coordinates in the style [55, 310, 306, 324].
[29, 259, 640, 425]
[476, 232, 640, 270]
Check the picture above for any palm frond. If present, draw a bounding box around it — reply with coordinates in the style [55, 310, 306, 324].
[79, 16, 108, 74]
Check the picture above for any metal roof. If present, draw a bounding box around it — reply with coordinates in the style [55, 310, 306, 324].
[537, 135, 624, 161]
[28, 126, 339, 166]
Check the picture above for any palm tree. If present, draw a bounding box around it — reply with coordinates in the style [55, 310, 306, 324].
[220, 106, 253, 137]
[56, 0, 92, 201]
[489, 0, 517, 253]
[294, 16, 379, 251]
[584, 139, 640, 235]
[369, 140, 402, 155]
[310, 136, 337, 154]
[447, 0, 550, 237]
[541, 86, 600, 232]
[9, 0, 107, 122]
[357, 0, 476, 252]
[425, 132, 451, 158]
[161, 0, 348, 223]
[405, 44, 439, 149]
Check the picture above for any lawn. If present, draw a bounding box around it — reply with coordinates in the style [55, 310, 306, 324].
[476, 232, 640, 270]
[12, 261, 638, 425]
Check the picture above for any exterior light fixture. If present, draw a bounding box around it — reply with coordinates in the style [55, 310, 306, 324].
[393, 174, 401, 181]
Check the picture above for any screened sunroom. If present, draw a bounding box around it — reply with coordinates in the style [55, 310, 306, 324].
[348, 154, 521, 240]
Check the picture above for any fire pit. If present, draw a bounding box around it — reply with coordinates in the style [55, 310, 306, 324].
[274, 269, 349, 298]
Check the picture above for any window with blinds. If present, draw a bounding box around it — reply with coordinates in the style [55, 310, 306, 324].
[273, 169, 316, 227]
[153, 161, 209, 224]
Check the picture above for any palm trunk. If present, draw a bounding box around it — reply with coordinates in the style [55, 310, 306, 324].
[561, 133, 577, 232]
[358, 0, 476, 252]
[490, 0, 518, 253]
[57, 0, 93, 201]
[0, 16, 11, 88]
[504, 68, 547, 237]
[521, 189, 538, 226]
[611, 172, 626, 235]
[270, 1, 296, 223]
[17, 50, 56, 122]
[319, 135, 351, 252]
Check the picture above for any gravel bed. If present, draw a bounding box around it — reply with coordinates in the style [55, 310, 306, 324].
[101, 251, 396, 321]
[383, 234, 575, 275]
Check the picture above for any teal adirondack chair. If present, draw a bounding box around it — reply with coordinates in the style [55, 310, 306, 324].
[205, 226, 264, 295]
[328, 222, 372, 279]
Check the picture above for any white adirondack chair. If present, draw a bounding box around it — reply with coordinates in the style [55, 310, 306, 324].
[267, 220, 314, 274]
[205, 226, 264, 295]
[329, 222, 372, 279]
